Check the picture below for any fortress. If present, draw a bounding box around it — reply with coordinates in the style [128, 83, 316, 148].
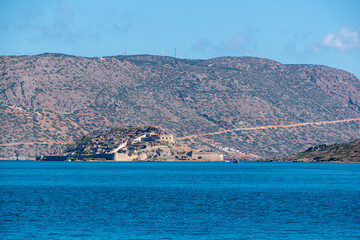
[37, 126, 223, 162]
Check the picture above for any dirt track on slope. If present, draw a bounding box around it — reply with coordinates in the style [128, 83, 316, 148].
[176, 117, 360, 140]
[2, 117, 360, 146]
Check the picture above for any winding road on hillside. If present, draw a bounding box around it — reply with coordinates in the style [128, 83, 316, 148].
[1, 117, 360, 146]
[176, 117, 360, 140]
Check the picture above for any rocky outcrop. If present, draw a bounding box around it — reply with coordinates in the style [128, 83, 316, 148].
[265, 139, 360, 162]
[39, 126, 223, 161]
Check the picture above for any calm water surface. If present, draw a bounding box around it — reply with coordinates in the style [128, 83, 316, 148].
[0, 161, 359, 239]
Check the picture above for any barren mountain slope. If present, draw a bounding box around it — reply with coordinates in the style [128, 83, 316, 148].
[1, 54, 360, 158]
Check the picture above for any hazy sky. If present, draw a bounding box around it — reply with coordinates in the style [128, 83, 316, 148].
[1, 0, 359, 77]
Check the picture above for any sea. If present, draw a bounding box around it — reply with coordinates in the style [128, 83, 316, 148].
[0, 161, 359, 240]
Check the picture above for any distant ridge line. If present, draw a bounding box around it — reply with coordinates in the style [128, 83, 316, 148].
[176, 117, 360, 140]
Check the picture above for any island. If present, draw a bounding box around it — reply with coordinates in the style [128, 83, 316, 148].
[37, 126, 223, 161]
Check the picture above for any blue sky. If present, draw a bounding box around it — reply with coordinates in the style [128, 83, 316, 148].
[1, 0, 359, 77]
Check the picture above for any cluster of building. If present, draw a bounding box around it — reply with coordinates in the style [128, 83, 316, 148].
[38, 130, 223, 162]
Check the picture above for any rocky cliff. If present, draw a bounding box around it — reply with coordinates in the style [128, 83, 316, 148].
[1, 54, 360, 158]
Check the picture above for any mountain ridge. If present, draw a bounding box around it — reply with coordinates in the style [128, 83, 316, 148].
[1, 53, 360, 159]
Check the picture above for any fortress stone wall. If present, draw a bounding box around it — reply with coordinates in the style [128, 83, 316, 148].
[114, 153, 138, 161]
[37, 128, 224, 161]
[150, 134, 174, 143]
[38, 153, 116, 161]
[191, 151, 224, 161]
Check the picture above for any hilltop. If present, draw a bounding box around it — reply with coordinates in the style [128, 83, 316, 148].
[268, 139, 360, 162]
[1, 54, 360, 159]
[39, 126, 223, 161]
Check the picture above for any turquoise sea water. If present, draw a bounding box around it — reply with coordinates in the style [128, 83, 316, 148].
[0, 161, 360, 239]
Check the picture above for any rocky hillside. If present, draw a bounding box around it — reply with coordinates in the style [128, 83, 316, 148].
[1, 53, 360, 159]
[60, 126, 165, 156]
[271, 139, 360, 162]
[43, 125, 220, 162]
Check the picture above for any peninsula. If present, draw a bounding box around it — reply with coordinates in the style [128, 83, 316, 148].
[262, 138, 360, 163]
[37, 126, 223, 161]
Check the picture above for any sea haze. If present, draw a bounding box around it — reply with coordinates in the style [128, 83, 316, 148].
[1, 161, 360, 239]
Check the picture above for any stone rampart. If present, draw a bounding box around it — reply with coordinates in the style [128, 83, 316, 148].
[39, 153, 116, 161]
[191, 151, 223, 161]
[114, 153, 138, 161]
